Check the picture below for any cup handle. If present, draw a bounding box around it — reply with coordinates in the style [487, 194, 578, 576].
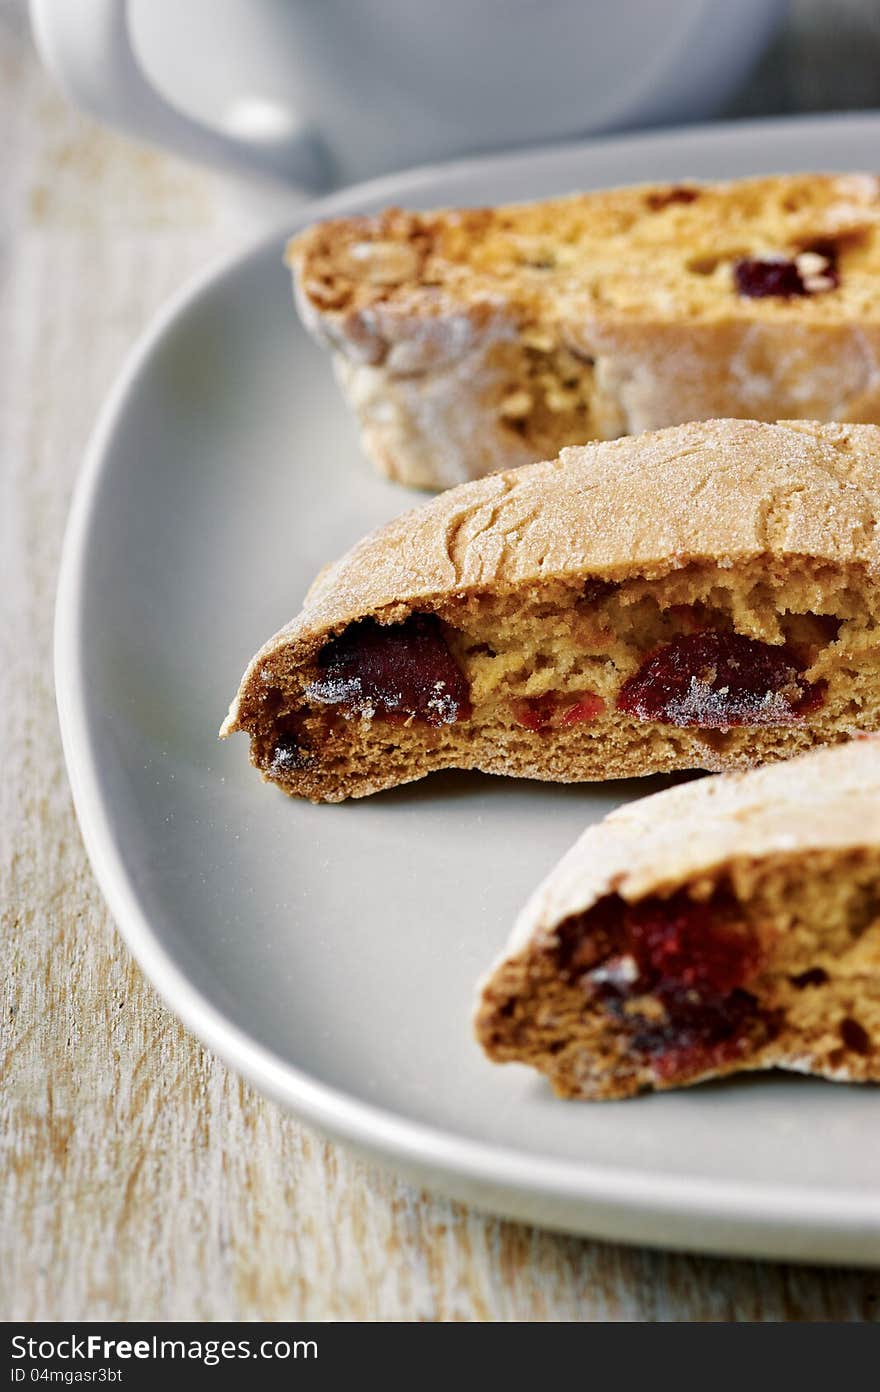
[30, 0, 327, 188]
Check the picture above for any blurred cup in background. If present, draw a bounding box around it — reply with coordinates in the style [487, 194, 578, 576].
[31, 0, 788, 190]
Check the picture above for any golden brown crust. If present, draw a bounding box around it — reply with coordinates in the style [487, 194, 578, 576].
[498, 737, 880, 951]
[288, 175, 880, 487]
[225, 416, 880, 681]
[221, 419, 880, 802]
[475, 738, 880, 1098]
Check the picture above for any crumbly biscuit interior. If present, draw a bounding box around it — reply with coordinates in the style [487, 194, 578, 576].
[476, 847, 880, 1099]
[247, 558, 880, 802]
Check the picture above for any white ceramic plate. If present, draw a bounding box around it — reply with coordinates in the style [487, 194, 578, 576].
[57, 114, 880, 1266]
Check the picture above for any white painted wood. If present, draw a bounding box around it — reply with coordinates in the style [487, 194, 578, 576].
[3, 0, 880, 1319]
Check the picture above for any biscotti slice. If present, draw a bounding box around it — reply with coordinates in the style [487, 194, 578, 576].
[475, 737, 880, 1099]
[222, 419, 880, 804]
[222, 418, 880, 802]
[288, 173, 880, 488]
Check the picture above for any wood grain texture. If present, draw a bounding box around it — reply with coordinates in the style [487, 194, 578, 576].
[3, 1, 880, 1321]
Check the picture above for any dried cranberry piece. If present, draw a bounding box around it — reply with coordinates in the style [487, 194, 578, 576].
[839, 1017, 871, 1054]
[624, 892, 758, 997]
[555, 890, 778, 1081]
[628, 988, 762, 1065]
[512, 691, 605, 731]
[641, 990, 782, 1082]
[560, 694, 606, 725]
[617, 630, 824, 728]
[513, 696, 557, 732]
[307, 614, 471, 727]
[556, 900, 621, 980]
[734, 252, 839, 298]
[734, 256, 806, 298]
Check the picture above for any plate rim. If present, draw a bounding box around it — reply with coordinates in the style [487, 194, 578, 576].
[55, 110, 880, 1255]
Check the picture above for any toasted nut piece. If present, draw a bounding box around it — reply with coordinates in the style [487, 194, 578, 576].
[347, 239, 421, 285]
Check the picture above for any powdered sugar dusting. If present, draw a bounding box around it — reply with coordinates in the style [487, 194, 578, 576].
[664, 676, 802, 728]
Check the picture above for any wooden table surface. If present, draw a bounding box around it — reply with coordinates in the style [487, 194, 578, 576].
[4, 1, 880, 1321]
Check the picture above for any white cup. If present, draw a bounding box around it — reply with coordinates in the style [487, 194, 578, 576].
[31, 0, 787, 190]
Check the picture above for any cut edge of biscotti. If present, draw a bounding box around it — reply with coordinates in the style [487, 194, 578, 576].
[474, 737, 880, 1099]
[220, 419, 880, 804]
[287, 172, 880, 340]
[286, 173, 880, 488]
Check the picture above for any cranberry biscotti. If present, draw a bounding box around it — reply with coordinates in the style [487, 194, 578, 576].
[221, 419, 880, 803]
[475, 738, 880, 1099]
[289, 173, 880, 488]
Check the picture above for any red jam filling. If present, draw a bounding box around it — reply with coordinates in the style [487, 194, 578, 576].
[306, 614, 471, 727]
[616, 630, 824, 728]
[556, 891, 779, 1080]
[734, 251, 839, 298]
[513, 692, 606, 732]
